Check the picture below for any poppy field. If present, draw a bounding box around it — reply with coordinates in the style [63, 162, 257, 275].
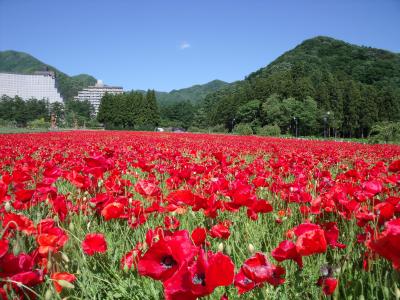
[0, 131, 399, 300]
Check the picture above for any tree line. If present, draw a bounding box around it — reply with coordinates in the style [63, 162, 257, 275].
[0, 95, 95, 128]
[97, 90, 160, 129]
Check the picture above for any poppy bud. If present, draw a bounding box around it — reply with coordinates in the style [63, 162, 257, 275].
[394, 284, 400, 300]
[248, 243, 255, 254]
[89, 201, 96, 208]
[13, 243, 20, 255]
[218, 242, 224, 252]
[47, 260, 52, 270]
[83, 196, 87, 201]
[62, 253, 70, 263]
[4, 202, 11, 212]
[225, 244, 232, 255]
[128, 197, 133, 204]
[123, 264, 129, 273]
[69, 222, 75, 231]
[57, 279, 75, 289]
[44, 289, 53, 300]
[53, 215, 59, 223]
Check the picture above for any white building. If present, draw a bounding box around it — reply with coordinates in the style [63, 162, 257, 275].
[74, 80, 123, 113]
[0, 71, 63, 103]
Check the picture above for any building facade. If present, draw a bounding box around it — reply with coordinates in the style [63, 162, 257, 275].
[74, 80, 123, 113]
[0, 71, 63, 103]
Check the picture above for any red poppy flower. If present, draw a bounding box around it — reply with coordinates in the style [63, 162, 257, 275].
[36, 220, 68, 255]
[0, 253, 34, 277]
[322, 222, 346, 249]
[271, 240, 303, 268]
[234, 268, 257, 295]
[138, 230, 197, 281]
[294, 223, 327, 256]
[0, 239, 9, 258]
[368, 218, 400, 269]
[317, 277, 338, 295]
[166, 190, 195, 206]
[241, 252, 285, 286]
[82, 233, 107, 256]
[135, 180, 161, 198]
[209, 222, 230, 239]
[10, 269, 44, 287]
[191, 227, 207, 246]
[389, 159, 400, 172]
[51, 272, 76, 293]
[101, 202, 124, 220]
[163, 249, 234, 299]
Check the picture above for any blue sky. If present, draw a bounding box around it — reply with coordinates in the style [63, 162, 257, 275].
[1, 0, 399, 91]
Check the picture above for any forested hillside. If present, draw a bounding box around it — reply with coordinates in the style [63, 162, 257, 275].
[201, 36, 400, 137]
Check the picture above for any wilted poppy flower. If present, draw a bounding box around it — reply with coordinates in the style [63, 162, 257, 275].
[241, 252, 285, 286]
[82, 233, 107, 256]
[120, 243, 143, 271]
[209, 222, 230, 239]
[138, 230, 197, 281]
[51, 272, 76, 293]
[164, 216, 180, 230]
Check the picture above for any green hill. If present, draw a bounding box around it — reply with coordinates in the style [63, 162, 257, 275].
[151, 79, 228, 104]
[202, 36, 400, 137]
[0, 50, 96, 101]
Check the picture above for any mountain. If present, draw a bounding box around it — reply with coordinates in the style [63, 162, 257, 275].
[152, 79, 228, 104]
[202, 36, 400, 137]
[0, 50, 96, 101]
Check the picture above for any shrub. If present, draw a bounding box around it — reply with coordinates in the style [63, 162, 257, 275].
[257, 124, 281, 136]
[369, 122, 400, 144]
[27, 118, 50, 129]
[233, 123, 253, 135]
[209, 124, 228, 133]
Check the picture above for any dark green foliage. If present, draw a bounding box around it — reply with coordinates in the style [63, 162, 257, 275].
[0, 50, 96, 100]
[159, 100, 195, 129]
[0, 95, 49, 126]
[97, 91, 160, 130]
[201, 36, 400, 137]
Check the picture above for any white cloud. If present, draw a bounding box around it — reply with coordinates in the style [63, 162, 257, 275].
[179, 41, 191, 50]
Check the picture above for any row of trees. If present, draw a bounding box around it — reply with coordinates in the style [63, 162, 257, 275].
[0, 95, 95, 127]
[97, 90, 160, 129]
